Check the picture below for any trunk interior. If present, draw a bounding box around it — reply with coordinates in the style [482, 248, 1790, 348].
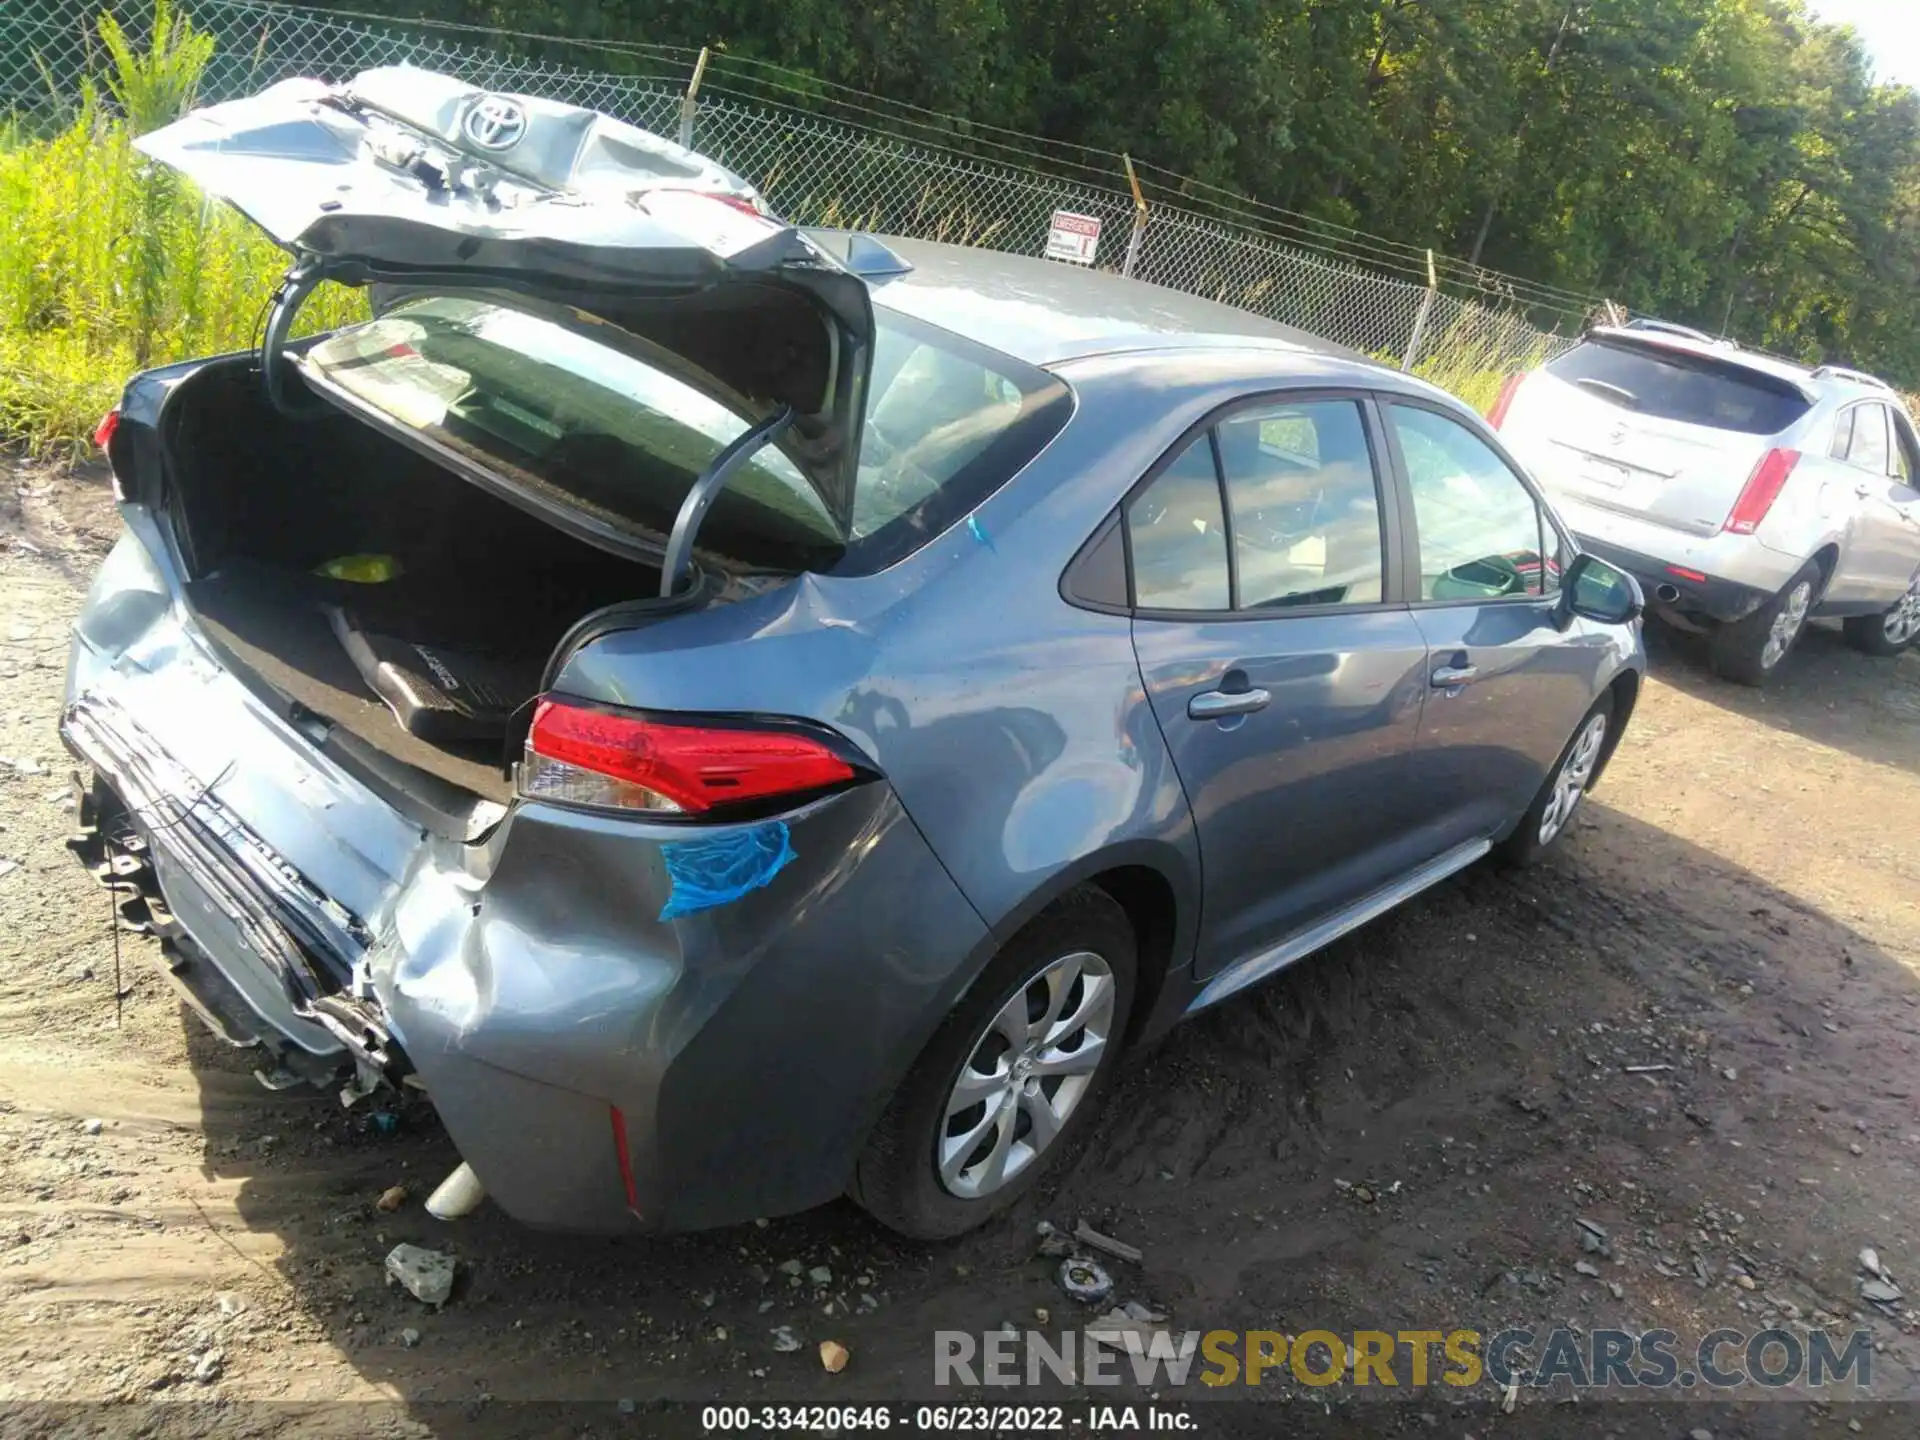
[159, 362, 669, 805]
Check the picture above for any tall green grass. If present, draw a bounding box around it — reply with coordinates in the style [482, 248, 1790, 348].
[0, 4, 360, 459]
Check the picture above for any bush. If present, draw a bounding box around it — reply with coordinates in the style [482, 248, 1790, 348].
[0, 5, 360, 459]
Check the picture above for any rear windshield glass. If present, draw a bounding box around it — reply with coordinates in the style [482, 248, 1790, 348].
[301, 295, 1069, 575]
[1545, 339, 1810, 436]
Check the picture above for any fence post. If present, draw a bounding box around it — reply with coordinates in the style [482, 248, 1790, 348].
[1401, 248, 1438, 371]
[678, 46, 710, 150]
[1120, 153, 1149, 278]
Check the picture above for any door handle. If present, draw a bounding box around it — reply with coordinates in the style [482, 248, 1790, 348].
[1188, 687, 1271, 719]
[1431, 664, 1479, 688]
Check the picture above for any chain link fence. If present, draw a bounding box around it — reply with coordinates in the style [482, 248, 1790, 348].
[4, 0, 1590, 396]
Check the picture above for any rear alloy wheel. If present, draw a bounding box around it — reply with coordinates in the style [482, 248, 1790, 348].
[1844, 573, 1920, 657]
[1499, 695, 1614, 868]
[1708, 559, 1823, 687]
[852, 887, 1136, 1239]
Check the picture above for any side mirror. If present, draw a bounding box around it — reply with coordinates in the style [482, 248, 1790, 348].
[1562, 552, 1643, 626]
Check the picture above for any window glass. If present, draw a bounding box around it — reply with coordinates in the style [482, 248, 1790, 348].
[1894, 414, 1917, 485]
[1126, 438, 1229, 610]
[1543, 339, 1810, 436]
[1391, 404, 1549, 600]
[1831, 407, 1857, 460]
[1216, 401, 1383, 608]
[1846, 405, 1891, 475]
[303, 294, 1068, 575]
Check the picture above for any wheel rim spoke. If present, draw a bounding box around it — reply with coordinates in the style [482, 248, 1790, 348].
[1540, 714, 1605, 846]
[936, 949, 1115, 1200]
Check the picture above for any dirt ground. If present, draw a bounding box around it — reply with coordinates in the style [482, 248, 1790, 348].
[5, 460, 1920, 1436]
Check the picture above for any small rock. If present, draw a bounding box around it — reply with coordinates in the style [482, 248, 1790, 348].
[1575, 1260, 1599, 1278]
[384, 1243, 456, 1307]
[807, 1266, 833, 1287]
[375, 1185, 408, 1213]
[400, 1328, 420, 1348]
[1861, 1278, 1903, 1305]
[80, 1119, 102, 1136]
[819, 1339, 850, 1373]
[1607, 1281, 1623, 1300]
[1120, 1300, 1167, 1322]
[216, 1293, 245, 1318]
[1860, 1247, 1886, 1280]
[1849, 1142, 1864, 1156]
[1736, 1274, 1756, 1291]
[1690, 1430, 1714, 1440]
[1058, 1256, 1114, 1304]
[694, 1290, 715, 1309]
[191, 1350, 223, 1384]
[777, 1259, 804, 1278]
[618, 1398, 637, 1415]
[770, 1326, 802, 1353]
[1034, 1307, 1050, 1325]
[713, 1326, 728, 1341]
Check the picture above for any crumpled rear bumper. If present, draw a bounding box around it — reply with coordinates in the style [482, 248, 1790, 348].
[64, 524, 994, 1232]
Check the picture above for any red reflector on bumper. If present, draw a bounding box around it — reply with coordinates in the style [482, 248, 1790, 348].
[610, 1105, 639, 1213]
[1666, 565, 1708, 584]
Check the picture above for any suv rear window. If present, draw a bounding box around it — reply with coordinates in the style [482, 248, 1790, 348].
[302, 295, 1069, 576]
[1545, 339, 1810, 436]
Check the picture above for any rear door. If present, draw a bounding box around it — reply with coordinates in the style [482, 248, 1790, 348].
[1381, 400, 1607, 847]
[1126, 394, 1433, 977]
[1832, 403, 1919, 604]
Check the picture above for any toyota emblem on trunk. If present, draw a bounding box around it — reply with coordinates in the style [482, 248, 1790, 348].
[462, 95, 528, 151]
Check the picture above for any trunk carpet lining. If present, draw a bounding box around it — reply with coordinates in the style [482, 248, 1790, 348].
[184, 563, 522, 803]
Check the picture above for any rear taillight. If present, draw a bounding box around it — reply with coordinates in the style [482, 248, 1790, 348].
[92, 408, 119, 451]
[520, 697, 858, 815]
[1722, 448, 1800, 535]
[1486, 374, 1525, 429]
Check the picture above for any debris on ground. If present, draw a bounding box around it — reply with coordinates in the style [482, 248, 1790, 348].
[79, 1118, 101, 1136]
[1073, 1220, 1142, 1262]
[375, 1185, 408, 1213]
[777, 1258, 804, 1278]
[0, 860, 18, 881]
[1860, 1247, 1892, 1282]
[191, 1350, 223, 1384]
[770, 1326, 802, 1353]
[1861, 1278, 1903, 1306]
[384, 1243, 457, 1307]
[1035, 1220, 1074, 1258]
[400, 1327, 421, 1348]
[1058, 1256, 1114, 1304]
[807, 1265, 832, 1286]
[1119, 1300, 1166, 1322]
[819, 1339, 849, 1373]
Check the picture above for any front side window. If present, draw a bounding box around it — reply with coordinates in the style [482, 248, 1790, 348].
[1125, 436, 1230, 610]
[1391, 404, 1554, 601]
[1216, 400, 1384, 608]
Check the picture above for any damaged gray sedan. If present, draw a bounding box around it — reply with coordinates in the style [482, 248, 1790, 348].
[64, 68, 1646, 1238]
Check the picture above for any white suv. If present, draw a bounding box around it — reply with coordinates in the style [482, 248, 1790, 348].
[1494, 327, 1920, 685]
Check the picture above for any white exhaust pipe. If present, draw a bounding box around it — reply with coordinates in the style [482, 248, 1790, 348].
[425, 1161, 486, 1220]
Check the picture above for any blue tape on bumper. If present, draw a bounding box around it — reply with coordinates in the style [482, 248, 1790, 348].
[658, 822, 797, 920]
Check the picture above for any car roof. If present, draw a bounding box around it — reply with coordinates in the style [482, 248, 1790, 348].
[851, 233, 1364, 369]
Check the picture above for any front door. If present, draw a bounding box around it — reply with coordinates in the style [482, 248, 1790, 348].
[1379, 400, 1612, 846]
[1125, 397, 1431, 978]
[1841, 405, 1920, 605]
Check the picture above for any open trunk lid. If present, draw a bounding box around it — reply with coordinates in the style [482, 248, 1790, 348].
[135, 67, 874, 533]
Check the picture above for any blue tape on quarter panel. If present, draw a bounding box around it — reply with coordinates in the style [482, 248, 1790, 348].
[658, 821, 797, 921]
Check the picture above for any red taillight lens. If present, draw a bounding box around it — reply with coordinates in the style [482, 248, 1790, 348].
[1486, 374, 1524, 429]
[93, 408, 120, 451]
[1723, 448, 1800, 535]
[520, 698, 857, 815]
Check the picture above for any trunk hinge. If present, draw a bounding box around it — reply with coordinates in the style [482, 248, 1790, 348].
[261, 259, 335, 420]
[659, 405, 796, 597]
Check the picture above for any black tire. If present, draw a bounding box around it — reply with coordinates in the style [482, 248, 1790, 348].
[1843, 577, 1920, 657]
[1708, 558, 1824, 687]
[1498, 693, 1614, 868]
[851, 886, 1137, 1240]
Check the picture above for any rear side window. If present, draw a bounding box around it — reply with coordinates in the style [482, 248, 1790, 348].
[302, 295, 1067, 575]
[1126, 437, 1230, 610]
[1843, 405, 1891, 475]
[1545, 340, 1810, 436]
